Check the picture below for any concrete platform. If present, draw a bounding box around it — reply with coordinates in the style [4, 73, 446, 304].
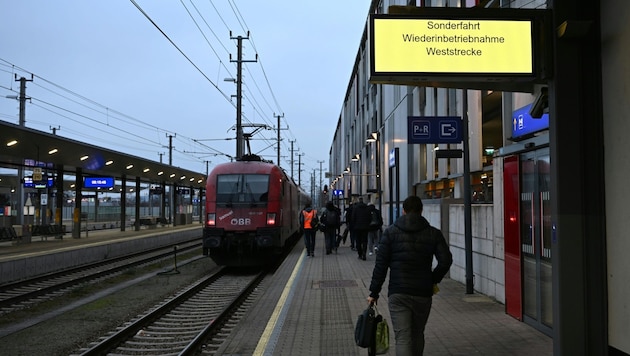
[0, 224, 202, 284]
[219, 232, 553, 355]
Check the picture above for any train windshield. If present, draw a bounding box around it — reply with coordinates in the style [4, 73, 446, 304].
[216, 174, 270, 207]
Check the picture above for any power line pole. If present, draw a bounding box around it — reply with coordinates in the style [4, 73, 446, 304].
[318, 160, 325, 189]
[317, 160, 324, 206]
[166, 133, 176, 228]
[14, 75, 32, 227]
[274, 112, 286, 167]
[166, 134, 175, 165]
[289, 140, 296, 179]
[317, 160, 326, 188]
[16, 75, 32, 126]
[296, 153, 304, 187]
[311, 168, 319, 206]
[230, 32, 257, 160]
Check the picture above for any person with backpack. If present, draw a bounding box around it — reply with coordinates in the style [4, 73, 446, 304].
[336, 204, 349, 249]
[367, 203, 384, 256]
[351, 197, 372, 260]
[345, 202, 356, 250]
[299, 201, 318, 257]
[321, 201, 341, 254]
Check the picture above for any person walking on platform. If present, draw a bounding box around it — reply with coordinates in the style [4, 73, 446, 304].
[320, 201, 341, 254]
[351, 197, 372, 260]
[367, 203, 383, 256]
[299, 202, 318, 257]
[336, 209, 349, 249]
[367, 195, 453, 356]
[345, 202, 356, 250]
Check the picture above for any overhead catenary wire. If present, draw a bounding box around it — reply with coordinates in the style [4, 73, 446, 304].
[1, 2, 323, 188]
[199, 0, 298, 156]
[150, 1, 309, 163]
[128, 0, 233, 105]
[132, 0, 281, 157]
[0, 61, 225, 167]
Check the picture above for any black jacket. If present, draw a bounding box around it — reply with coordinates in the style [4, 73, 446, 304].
[345, 204, 354, 228]
[367, 205, 383, 230]
[351, 201, 372, 231]
[369, 213, 453, 298]
[321, 206, 341, 230]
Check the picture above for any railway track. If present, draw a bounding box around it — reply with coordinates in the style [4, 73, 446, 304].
[0, 240, 202, 315]
[73, 267, 265, 356]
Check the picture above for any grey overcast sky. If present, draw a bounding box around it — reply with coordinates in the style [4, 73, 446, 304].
[0, 1, 370, 189]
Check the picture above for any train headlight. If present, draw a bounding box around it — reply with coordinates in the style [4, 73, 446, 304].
[266, 213, 276, 225]
[206, 213, 216, 226]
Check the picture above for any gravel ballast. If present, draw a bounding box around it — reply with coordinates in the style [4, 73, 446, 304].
[0, 255, 218, 356]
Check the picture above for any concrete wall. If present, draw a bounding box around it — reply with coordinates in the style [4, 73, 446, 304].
[0, 227, 201, 285]
[424, 202, 505, 303]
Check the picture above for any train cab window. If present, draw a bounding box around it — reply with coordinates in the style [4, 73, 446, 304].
[216, 174, 270, 206]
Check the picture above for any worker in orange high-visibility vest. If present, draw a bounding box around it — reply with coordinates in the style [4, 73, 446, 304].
[299, 201, 318, 257]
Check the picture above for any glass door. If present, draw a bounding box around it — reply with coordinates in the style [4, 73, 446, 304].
[520, 148, 553, 335]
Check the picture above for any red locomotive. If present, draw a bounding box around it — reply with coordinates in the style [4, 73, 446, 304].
[203, 155, 309, 266]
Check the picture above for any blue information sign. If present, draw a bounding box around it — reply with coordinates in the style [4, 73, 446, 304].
[84, 177, 114, 188]
[408, 116, 463, 144]
[511, 103, 549, 140]
[24, 176, 54, 188]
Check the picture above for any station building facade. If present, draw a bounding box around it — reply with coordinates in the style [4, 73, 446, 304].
[328, 0, 628, 355]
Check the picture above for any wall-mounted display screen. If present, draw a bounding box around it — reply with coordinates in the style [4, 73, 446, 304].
[83, 177, 115, 188]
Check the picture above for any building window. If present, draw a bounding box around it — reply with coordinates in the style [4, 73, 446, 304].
[472, 171, 493, 203]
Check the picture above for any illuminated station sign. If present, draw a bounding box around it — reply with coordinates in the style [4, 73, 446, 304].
[369, 8, 550, 91]
[83, 177, 115, 188]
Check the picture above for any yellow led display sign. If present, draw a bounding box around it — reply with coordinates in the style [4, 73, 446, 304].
[373, 17, 534, 74]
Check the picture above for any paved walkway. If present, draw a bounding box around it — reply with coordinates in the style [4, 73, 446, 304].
[424, 278, 552, 355]
[230, 236, 554, 355]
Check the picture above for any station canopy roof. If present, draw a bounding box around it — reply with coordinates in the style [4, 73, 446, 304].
[0, 120, 207, 190]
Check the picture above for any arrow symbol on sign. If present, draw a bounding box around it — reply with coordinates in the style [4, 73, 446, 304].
[441, 124, 457, 137]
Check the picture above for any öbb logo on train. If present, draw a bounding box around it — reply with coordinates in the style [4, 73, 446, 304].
[231, 218, 251, 225]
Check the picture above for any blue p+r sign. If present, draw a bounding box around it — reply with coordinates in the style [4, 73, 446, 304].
[407, 116, 463, 144]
